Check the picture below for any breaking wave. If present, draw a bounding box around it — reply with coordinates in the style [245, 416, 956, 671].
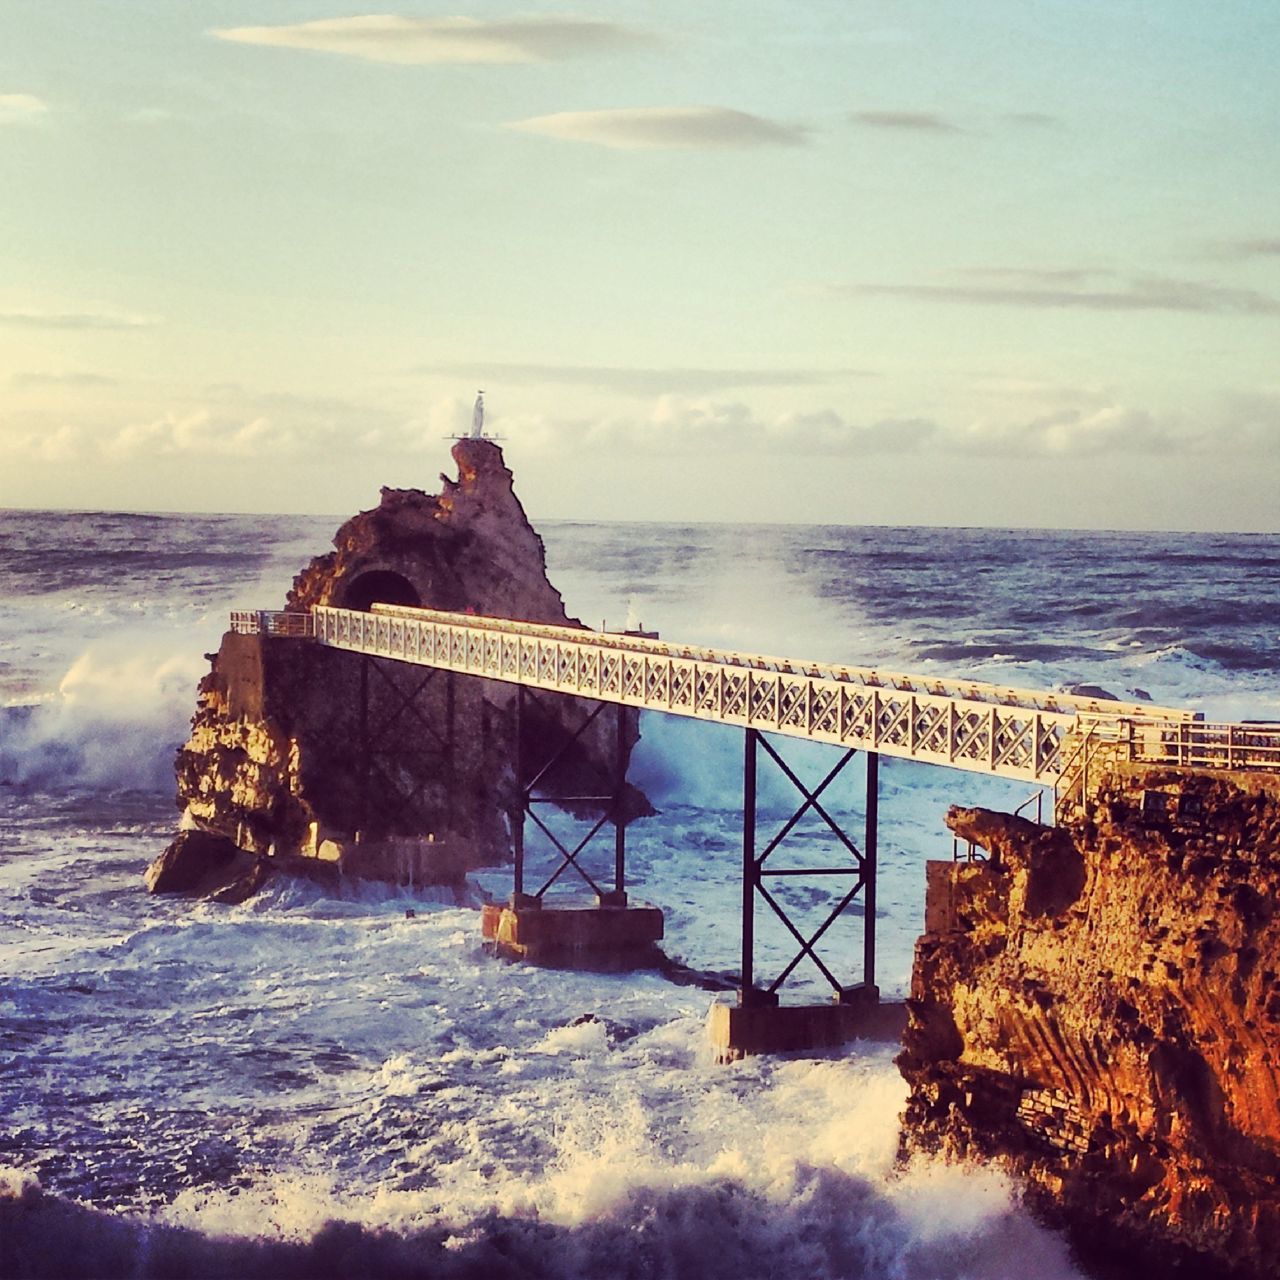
[2, 1140, 1084, 1280]
[0, 634, 209, 793]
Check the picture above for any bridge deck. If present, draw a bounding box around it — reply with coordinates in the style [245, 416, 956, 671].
[226, 605, 1280, 783]
[224, 604, 1196, 786]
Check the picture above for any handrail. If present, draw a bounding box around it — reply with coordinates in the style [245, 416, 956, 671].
[1013, 789, 1045, 825]
[1127, 721, 1280, 772]
[226, 605, 1277, 784]
[365, 602, 1195, 722]
[311, 603, 1077, 782]
[229, 610, 313, 638]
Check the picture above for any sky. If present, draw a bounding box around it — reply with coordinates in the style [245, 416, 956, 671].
[2, 1, 1279, 529]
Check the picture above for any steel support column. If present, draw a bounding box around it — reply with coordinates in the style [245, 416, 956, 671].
[739, 729, 766, 1004]
[863, 750, 879, 994]
[359, 655, 370, 837]
[513, 685, 526, 899]
[509, 689, 631, 907]
[737, 730, 877, 1006]
[613, 703, 628, 901]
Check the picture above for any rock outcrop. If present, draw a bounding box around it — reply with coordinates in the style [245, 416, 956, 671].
[155, 438, 644, 894]
[899, 765, 1280, 1278]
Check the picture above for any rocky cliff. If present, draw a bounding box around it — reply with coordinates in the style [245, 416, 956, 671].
[899, 765, 1280, 1278]
[152, 438, 643, 895]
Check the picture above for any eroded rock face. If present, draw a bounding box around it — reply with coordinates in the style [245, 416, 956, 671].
[286, 438, 571, 624]
[899, 767, 1280, 1278]
[160, 439, 644, 892]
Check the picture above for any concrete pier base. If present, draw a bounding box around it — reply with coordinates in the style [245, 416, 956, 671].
[708, 987, 908, 1062]
[481, 896, 664, 970]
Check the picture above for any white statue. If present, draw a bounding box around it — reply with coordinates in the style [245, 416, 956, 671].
[471, 390, 485, 439]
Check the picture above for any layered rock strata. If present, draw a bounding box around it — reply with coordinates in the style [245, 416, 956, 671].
[899, 765, 1280, 1278]
[156, 438, 643, 893]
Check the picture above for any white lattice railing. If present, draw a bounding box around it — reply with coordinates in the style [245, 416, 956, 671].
[230, 604, 1248, 784]
[305, 604, 1105, 783]
[365, 602, 1192, 722]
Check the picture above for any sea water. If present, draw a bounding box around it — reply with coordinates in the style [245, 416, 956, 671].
[2, 510, 1278, 1277]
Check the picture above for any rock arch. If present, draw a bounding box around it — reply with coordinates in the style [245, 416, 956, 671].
[340, 569, 422, 612]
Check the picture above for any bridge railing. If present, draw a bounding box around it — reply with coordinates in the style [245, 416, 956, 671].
[229, 610, 314, 638]
[365, 603, 1195, 723]
[231, 605, 1280, 784]
[1123, 720, 1280, 772]
[312, 604, 1079, 782]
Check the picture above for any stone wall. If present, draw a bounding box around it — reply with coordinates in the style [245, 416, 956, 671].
[899, 766, 1280, 1278]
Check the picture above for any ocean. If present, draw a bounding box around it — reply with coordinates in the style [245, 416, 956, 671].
[2, 508, 1278, 1278]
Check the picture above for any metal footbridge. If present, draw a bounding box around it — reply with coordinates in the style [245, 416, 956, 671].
[235, 602, 1212, 785]
[229, 601, 1280, 1021]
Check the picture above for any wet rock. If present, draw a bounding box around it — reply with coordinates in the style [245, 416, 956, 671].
[901, 768, 1280, 1278]
[208, 858, 272, 905]
[144, 830, 240, 894]
[1064, 682, 1120, 702]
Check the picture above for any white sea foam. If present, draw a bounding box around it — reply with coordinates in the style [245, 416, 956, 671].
[0, 632, 209, 790]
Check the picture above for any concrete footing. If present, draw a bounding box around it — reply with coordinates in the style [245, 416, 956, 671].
[707, 987, 908, 1062]
[481, 896, 664, 970]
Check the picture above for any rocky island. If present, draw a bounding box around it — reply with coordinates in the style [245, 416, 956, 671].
[147, 437, 639, 899]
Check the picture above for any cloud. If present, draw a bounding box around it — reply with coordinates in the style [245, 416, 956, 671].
[95, 392, 457, 463]
[1210, 237, 1280, 261]
[416, 362, 874, 396]
[0, 93, 47, 124]
[951, 405, 1178, 457]
[10, 371, 118, 389]
[1005, 111, 1058, 128]
[0, 424, 83, 463]
[0, 309, 160, 330]
[210, 15, 655, 65]
[501, 390, 1280, 463]
[850, 110, 962, 133]
[103, 411, 304, 460]
[508, 397, 935, 456]
[507, 106, 808, 150]
[834, 273, 1280, 315]
[13, 385, 1280, 474]
[956, 266, 1113, 286]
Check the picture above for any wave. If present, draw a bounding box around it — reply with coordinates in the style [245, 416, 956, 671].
[0, 633, 207, 794]
[0, 1156, 1083, 1280]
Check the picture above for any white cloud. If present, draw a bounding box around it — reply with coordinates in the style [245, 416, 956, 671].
[0, 308, 160, 330]
[104, 411, 300, 460]
[96, 394, 468, 463]
[16, 386, 1280, 475]
[0, 424, 82, 463]
[417, 361, 872, 395]
[211, 15, 655, 65]
[507, 106, 808, 150]
[0, 93, 48, 124]
[505, 397, 934, 455]
[951, 405, 1176, 457]
[501, 391, 1280, 462]
[834, 273, 1280, 315]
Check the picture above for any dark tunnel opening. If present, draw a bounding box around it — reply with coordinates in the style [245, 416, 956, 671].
[341, 570, 422, 612]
